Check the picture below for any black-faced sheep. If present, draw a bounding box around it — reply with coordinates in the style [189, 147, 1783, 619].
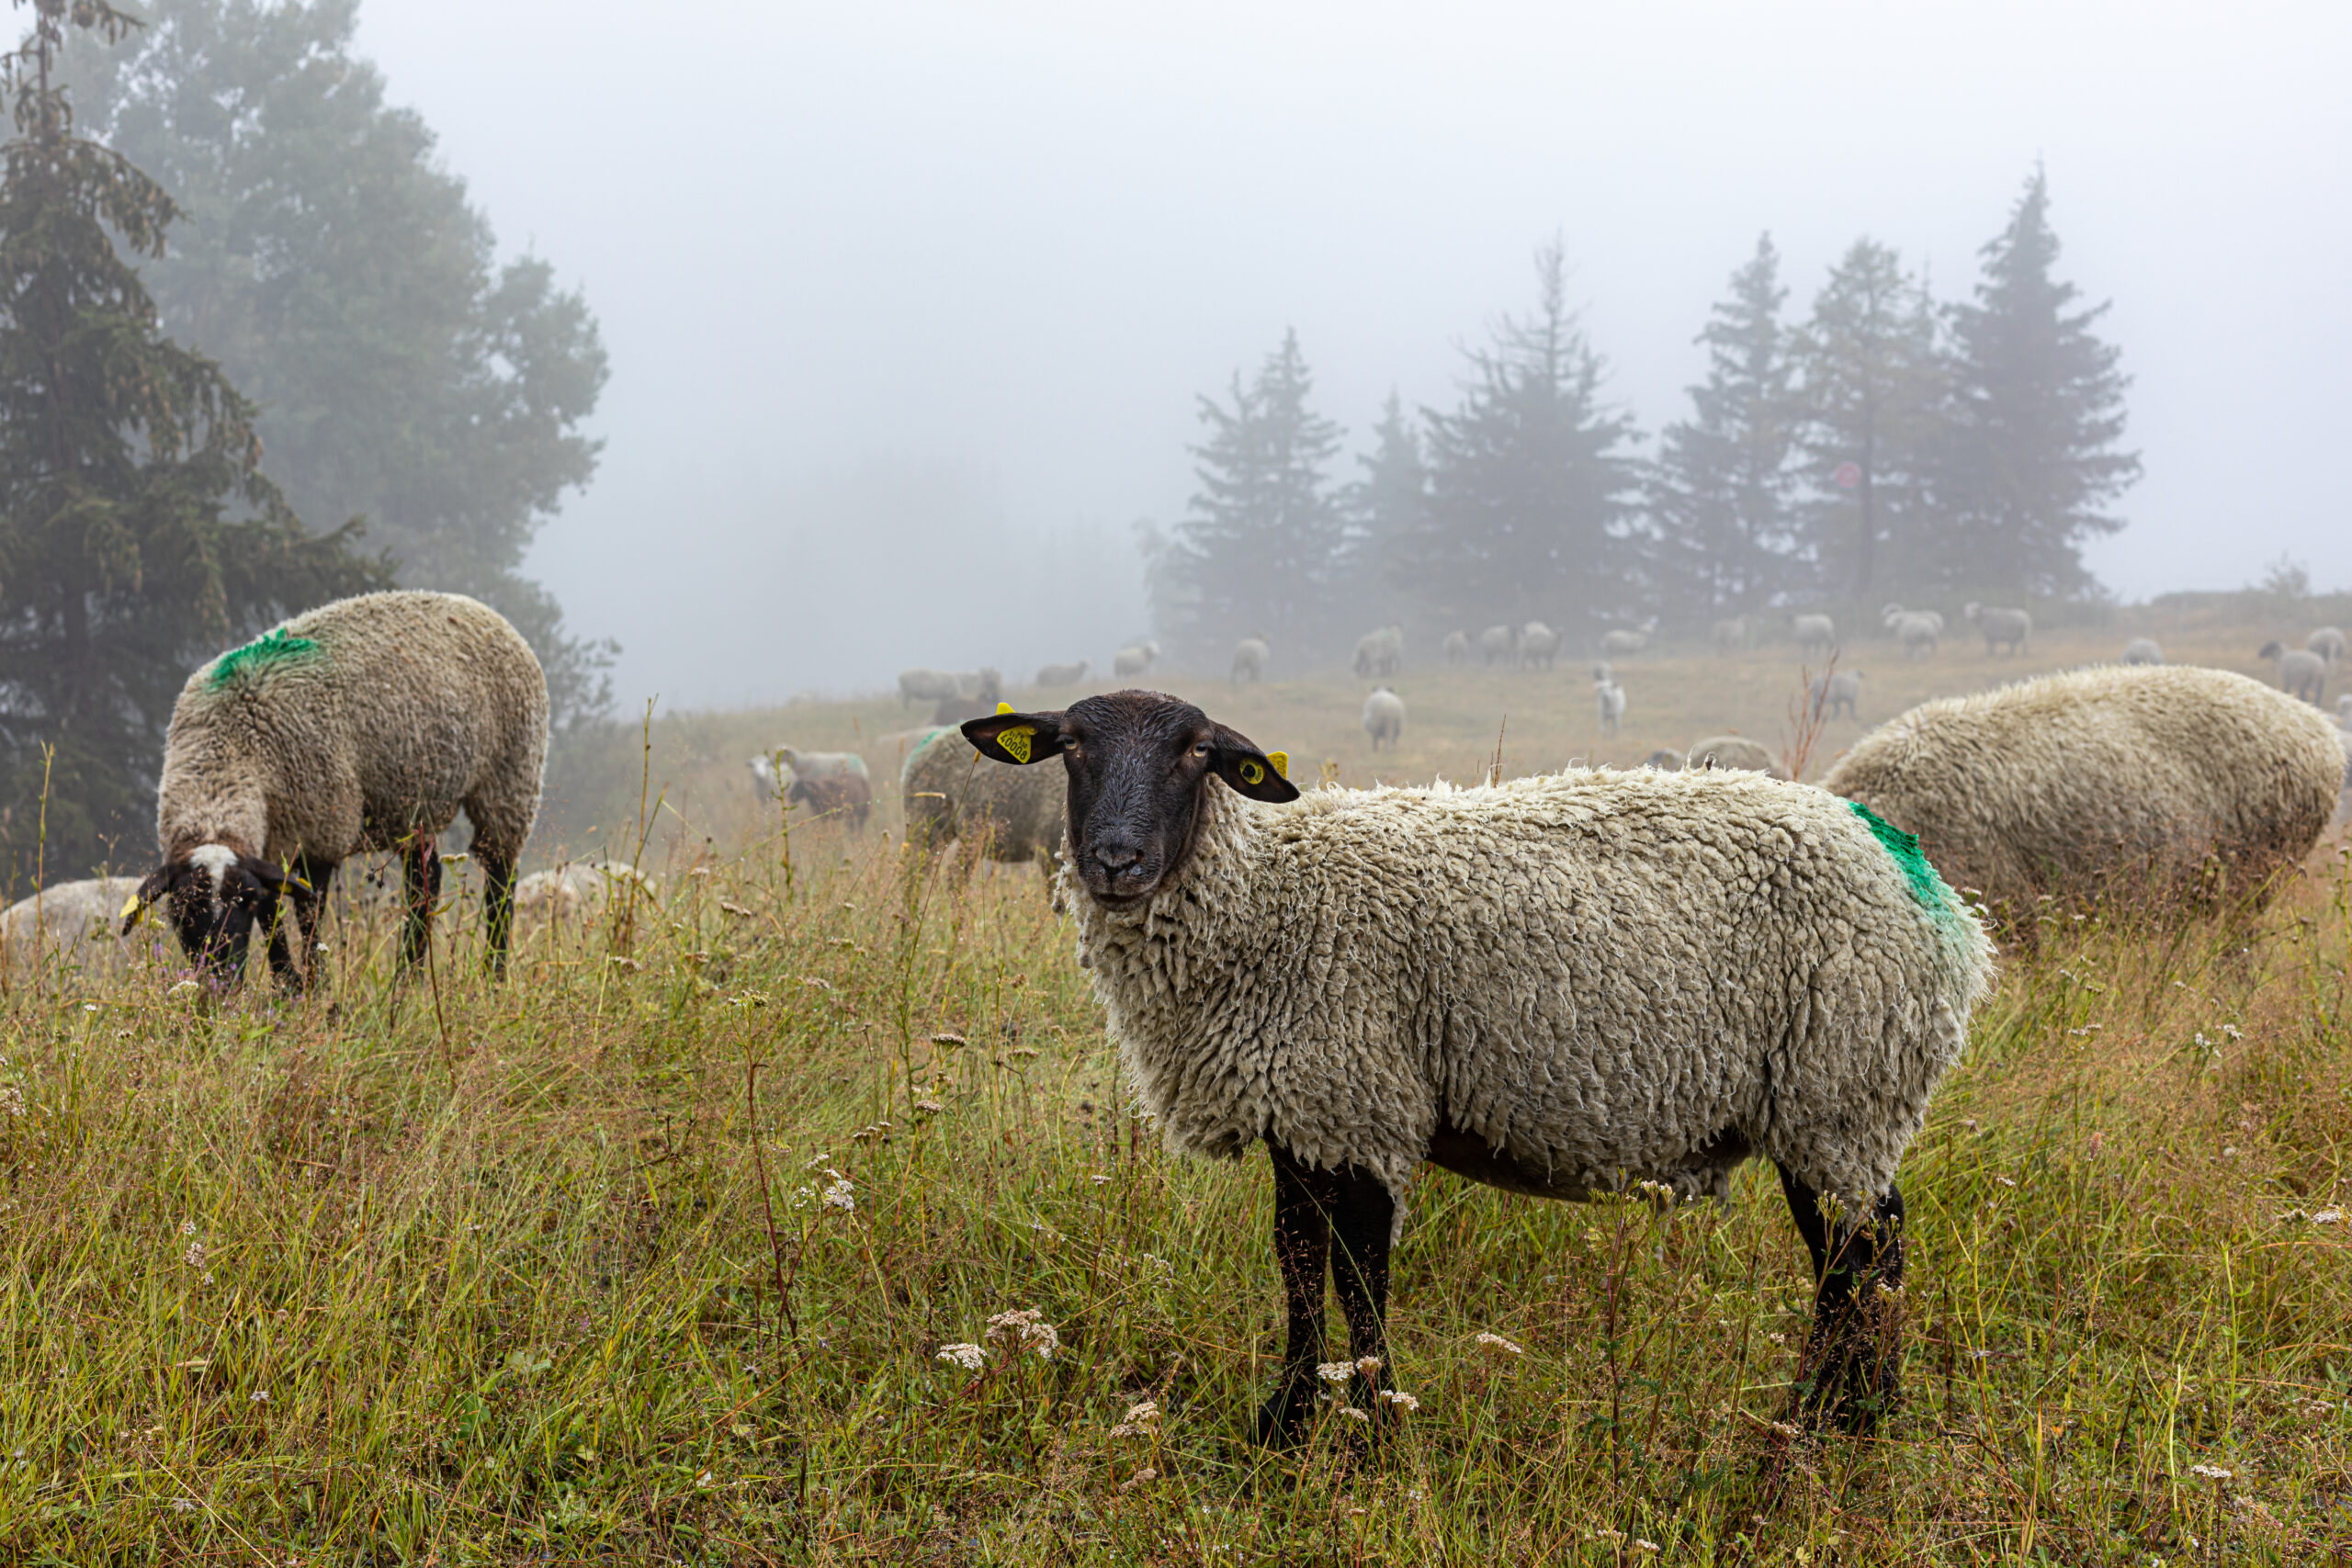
[963, 692, 1994, 1440]
[2259, 641, 2328, 704]
[1361, 687, 1404, 750]
[2120, 637, 2164, 666]
[1821, 665, 2342, 921]
[126, 591, 548, 987]
[901, 726, 1066, 891]
[1231, 637, 1269, 684]
[1686, 735, 1786, 779]
[1964, 603, 2031, 656]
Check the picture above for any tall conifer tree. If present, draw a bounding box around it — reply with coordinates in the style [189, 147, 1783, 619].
[1340, 389, 1426, 634]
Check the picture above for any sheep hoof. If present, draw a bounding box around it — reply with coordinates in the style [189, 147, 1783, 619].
[1252, 1382, 1316, 1449]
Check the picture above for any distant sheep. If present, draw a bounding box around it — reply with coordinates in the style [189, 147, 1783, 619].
[898, 669, 961, 708]
[2310, 626, 2347, 667]
[1441, 630, 1470, 664]
[1712, 616, 1752, 654]
[1964, 603, 2031, 656]
[2120, 637, 2164, 666]
[750, 749, 874, 829]
[1034, 660, 1090, 688]
[1351, 626, 1404, 679]
[127, 591, 547, 987]
[1793, 614, 1838, 659]
[1599, 627, 1649, 658]
[932, 669, 1004, 726]
[1595, 679, 1626, 737]
[901, 727, 1066, 891]
[1882, 605, 1943, 660]
[1686, 735, 1787, 779]
[1479, 625, 1515, 665]
[1809, 670, 1863, 721]
[960, 692, 1995, 1439]
[513, 860, 653, 939]
[1362, 686, 1405, 750]
[1231, 637, 1269, 684]
[1114, 642, 1160, 681]
[1822, 665, 2343, 919]
[2259, 641, 2327, 704]
[5, 876, 165, 981]
[1641, 749, 1680, 772]
[1518, 622, 1561, 670]
[1589, 660, 1612, 683]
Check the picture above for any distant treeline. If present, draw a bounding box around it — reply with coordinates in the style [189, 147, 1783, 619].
[1148, 169, 2139, 670]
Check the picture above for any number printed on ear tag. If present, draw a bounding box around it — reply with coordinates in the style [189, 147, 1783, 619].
[1238, 759, 1265, 784]
[998, 726, 1035, 763]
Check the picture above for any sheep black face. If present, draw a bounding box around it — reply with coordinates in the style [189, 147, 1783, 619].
[963, 691, 1297, 906]
[126, 845, 302, 983]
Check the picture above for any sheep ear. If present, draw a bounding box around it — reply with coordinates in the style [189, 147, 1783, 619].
[1214, 728, 1299, 803]
[962, 710, 1063, 765]
[120, 866, 170, 933]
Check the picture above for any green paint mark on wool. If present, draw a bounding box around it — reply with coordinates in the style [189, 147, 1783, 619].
[208, 626, 320, 687]
[1848, 800, 1951, 914]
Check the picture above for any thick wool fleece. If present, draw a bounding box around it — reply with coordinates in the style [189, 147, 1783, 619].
[1819, 665, 2341, 915]
[901, 728, 1064, 865]
[1072, 768, 1994, 1206]
[156, 591, 548, 865]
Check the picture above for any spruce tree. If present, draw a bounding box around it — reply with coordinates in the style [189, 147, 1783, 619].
[0, 0, 379, 877]
[1340, 389, 1426, 632]
[1406, 242, 1639, 635]
[1166, 330, 1344, 660]
[1647, 233, 1801, 620]
[1935, 167, 2138, 597]
[1791, 240, 1942, 598]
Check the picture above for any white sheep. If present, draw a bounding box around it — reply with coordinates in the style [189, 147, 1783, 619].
[126, 591, 548, 987]
[2259, 640, 2328, 704]
[4, 877, 170, 983]
[1351, 626, 1404, 679]
[1230, 637, 1269, 684]
[512, 861, 654, 940]
[1964, 603, 2031, 656]
[1517, 621, 1561, 670]
[1113, 641, 1160, 680]
[1599, 626, 1649, 658]
[1792, 613, 1838, 660]
[1712, 616, 1751, 654]
[1882, 604, 1943, 660]
[1441, 630, 1470, 664]
[2310, 626, 2347, 667]
[2120, 637, 2164, 666]
[1361, 686, 1405, 750]
[2336, 694, 2352, 730]
[963, 693, 1994, 1440]
[1478, 625, 1515, 665]
[1685, 735, 1787, 779]
[898, 669, 961, 707]
[1822, 665, 2343, 921]
[1810, 670, 1863, 721]
[1034, 660, 1090, 688]
[1594, 679, 1626, 737]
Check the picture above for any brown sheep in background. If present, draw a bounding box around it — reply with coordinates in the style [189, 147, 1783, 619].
[1821, 665, 2341, 924]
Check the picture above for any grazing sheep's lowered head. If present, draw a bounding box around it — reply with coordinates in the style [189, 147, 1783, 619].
[125, 845, 314, 983]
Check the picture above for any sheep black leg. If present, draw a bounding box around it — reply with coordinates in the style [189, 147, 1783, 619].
[478, 849, 516, 978]
[400, 834, 442, 972]
[1256, 1143, 1335, 1448]
[1779, 1165, 1905, 1435]
[1328, 1166, 1396, 1435]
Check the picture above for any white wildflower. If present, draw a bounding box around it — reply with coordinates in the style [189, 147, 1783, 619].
[1124, 1400, 1159, 1425]
[1355, 1355, 1382, 1377]
[1635, 1541, 1661, 1554]
[1337, 1406, 1370, 1424]
[184, 1241, 206, 1268]
[2316, 1210, 2344, 1224]
[820, 1174, 855, 1213]
[1376, 1389, 1419, 1412]
[178, 1219, 196, 1236]
[934, 1343, 987, 1371]
[1475, 1331, 1523, 1357]
[2189, 1463, 2233, 1481]
[1316, 1361, 1355, 1383]
[248, 1390, 268, 1404]
[170, 1497, 196, 1513]
[1118, 1467, 1156, 1493]
[984, 1308, 1058, 1359]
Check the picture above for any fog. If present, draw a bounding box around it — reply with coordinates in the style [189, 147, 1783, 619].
[352, 0, 2351, 709]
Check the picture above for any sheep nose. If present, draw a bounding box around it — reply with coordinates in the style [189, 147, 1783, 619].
[1092, 842, 1142, 872]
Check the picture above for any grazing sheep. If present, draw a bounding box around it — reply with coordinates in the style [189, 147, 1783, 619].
[1361, 686, 1405, 750]
[1822, 665, 2342, 920]
[1518, 622, 1561, 670]
[1595, 679, 1626, 737]
[2120, 637, 2164, 666]
[1478, 625, 1515, 665]
[125, 591, 548, 987]
[1351, 626, 1404, 679]
[932, 669, 1004, 727]
[2310, 626, 2347, 667]
[1034, 660, 1090, 688]
[1599, 627, 1649, 658]
[1809, 670, 1863, 721]
[1231, 637, 1270, 684]
[512, 860, 653, 939]
[1441, 629, 1470, 664]
[1641, 749, 1681, 772]
[751, 750, 874, 829]
[1686, 735, 1787, 779]
[900, 726, 1066, 891]
[1793, 613, 1838, 660]
[1712, 616, 1752, 655]
[1882, 605, 1942, 660]
[5, 876, 164, 980]
[1114, 642, 1160, 681]
[2259, 641, 2328, 704]
[1964, 603, 2031, 656]
[898, 669, 961, 708]
[962, 693, 1994, 1439]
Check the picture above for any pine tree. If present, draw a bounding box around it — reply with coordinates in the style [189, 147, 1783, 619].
[1405, 242, 1639, 634]
[1165, 330, 1344, 660]
[1647, 233, 1801, 620]
[0, 0, 380, 877]
[1339, 389, 1426, 631]
[1935, 167, 2138, 597]
[1791, 240, 1942, 599]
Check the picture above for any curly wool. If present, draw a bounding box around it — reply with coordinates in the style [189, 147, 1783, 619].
[1818, 665, 2341, 915]
[901, 728, 1064, 865]
[156, 591, 548, 866]
[1071, 768, 1994, 1206]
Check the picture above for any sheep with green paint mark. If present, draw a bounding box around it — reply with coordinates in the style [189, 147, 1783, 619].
[961, 690, 1994, 1440]
[125, 591, 548, 988]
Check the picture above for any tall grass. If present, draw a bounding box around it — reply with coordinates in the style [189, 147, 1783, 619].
[2, 819, 2349, 1562]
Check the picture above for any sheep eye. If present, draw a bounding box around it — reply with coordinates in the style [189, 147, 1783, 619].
[1191, 740, 1212, 759]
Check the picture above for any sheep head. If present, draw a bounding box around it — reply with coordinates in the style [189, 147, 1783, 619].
[123, 843, 311, 981]
[962, 691, 1295, 908]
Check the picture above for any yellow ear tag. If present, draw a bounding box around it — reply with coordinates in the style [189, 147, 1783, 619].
[119, 893, 143, 922]
[997, 726, 1035, 763]
[1266, 750, 1289, 780]
[1238, 759, 1265, 784]
[996, 702, 1013, 714]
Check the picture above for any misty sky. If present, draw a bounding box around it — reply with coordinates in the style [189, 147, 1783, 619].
[351, 0, 2350, 710]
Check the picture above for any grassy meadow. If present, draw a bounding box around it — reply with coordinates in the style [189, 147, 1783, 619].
[4, 604, 2351, 1562]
